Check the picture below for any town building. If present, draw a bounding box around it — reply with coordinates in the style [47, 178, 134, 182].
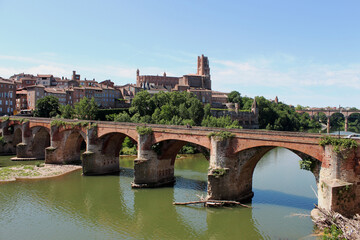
[36, 74, 56, 86]
[0, 78, 16, 115]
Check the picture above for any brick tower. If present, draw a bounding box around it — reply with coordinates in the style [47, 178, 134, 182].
[197, 54, 210, 76]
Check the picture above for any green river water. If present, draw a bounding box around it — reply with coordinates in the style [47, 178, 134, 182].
[0, 148, 318, 240]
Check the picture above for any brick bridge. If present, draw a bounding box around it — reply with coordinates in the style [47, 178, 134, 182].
[296, 109, 360, 133]
[1, 117, 360, 216]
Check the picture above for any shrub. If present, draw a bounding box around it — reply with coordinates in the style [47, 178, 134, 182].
[136, 126, 153, 135]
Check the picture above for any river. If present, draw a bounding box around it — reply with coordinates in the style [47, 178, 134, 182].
[0, 148, 318, 240]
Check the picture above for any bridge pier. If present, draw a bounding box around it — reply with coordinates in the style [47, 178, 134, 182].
[0, 119, 17, 154]
[317, 146, 360, 217]
[345, 116, 349, 132]
[132, 133, 175, 188]
[14, 121, 34, 159]
[45, 125, 64, 164]
[82, 127, 120, 175]
[206, 136, 272, 202]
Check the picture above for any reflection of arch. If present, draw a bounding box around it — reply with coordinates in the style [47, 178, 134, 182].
[63, 130, 86, 164]
[31, 127, 50, 159]
[13, 127, 22, 148]
[100, 132, 137, 158]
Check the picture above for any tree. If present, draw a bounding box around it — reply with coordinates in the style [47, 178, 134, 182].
[74, 97, 98, 120]
[129, 90, 154, 116]
[228, 91, 241, 103]
[60, 104, 74, 119]
[34, 96, 60, 118]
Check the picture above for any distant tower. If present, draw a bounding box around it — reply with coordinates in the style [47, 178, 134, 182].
[275, 96, 279, 104]
[163, 72, 166, 77]
[251, 98, 258, 116]
[136, 69, 140, 87]
[72, 70, 80, 81]
[197, 54, 210, 76]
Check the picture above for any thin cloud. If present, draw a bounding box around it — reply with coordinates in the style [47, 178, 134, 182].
[212, 57, 360, 89]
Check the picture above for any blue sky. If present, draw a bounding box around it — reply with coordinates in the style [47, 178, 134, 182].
[0, 0, 359, 108]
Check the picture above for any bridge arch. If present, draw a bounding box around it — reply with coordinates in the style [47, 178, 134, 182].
[31, 126, 50, 159]
[232, 139, 323, 163]
[13, 127, 22, 149]
[214, 145, 321, 203]
[152, 134, 211, 150]
[99, 132, 137, 158]
[62, 129, 86, 164]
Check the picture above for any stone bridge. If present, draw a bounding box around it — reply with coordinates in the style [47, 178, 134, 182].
[1, 117, 360, 216]
[296, 109, 360, 133]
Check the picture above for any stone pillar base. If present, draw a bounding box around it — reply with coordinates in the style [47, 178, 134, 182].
[82, 151, 120, 175]
[131, 178, 175, 188]
[45, 146, 60, 164]
[207, 167, 254, 202]
[16, 143, 29, 158]
[132, 158, 175, 188]
[318, 179, 357, 217]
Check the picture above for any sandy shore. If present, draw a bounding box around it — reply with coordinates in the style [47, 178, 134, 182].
[0, 164, 82, 183]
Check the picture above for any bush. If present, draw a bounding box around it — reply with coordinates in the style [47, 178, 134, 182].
[208, 131, 235, 140]
[319, 136, 358, 153]
[136, 126, 153, 135]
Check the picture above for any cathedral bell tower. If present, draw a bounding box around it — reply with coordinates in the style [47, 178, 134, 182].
[197, 54, 210, 76]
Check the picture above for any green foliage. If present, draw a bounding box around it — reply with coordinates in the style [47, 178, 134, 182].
[211, 168, 226, 177]
[60, 104, 74, 119]
[96, 108, 129, 121]
[51, 119, 67, 127]
[0, 116, 10, 121]
[299, 158, 317, 171]
[17, 118, 29, 123]
[35, 162, 44, 167]
[51, 120, 89, 128]
[113, 112, 132, 122]
[179, 144, 199, 154]
[120, 147, 137, 155]
[151, 142, 163, 155]
[74, 97, 98, 120]
[322, 224, 345, 240]
[319, 136, 358, 153]
[34, 96, 60, 118]
[201, 116, 242, 129]
[112, 91, 205, 126]
[136, 126, 153, 135]
[208, 131, 235, 140]
[0, 136, 6, 146]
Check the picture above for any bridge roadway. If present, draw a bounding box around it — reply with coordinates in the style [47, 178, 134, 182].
[1, 117, 360, 216]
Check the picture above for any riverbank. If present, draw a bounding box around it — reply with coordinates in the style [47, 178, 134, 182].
[0, 164, 82, 183]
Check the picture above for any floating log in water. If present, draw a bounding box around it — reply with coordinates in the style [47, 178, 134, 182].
[173, 200, 252, 208]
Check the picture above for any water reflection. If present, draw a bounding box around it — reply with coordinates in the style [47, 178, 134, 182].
[0, 150, 317, 240]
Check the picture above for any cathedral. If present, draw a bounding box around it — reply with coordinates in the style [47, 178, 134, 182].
[136, 55, 212, 104]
